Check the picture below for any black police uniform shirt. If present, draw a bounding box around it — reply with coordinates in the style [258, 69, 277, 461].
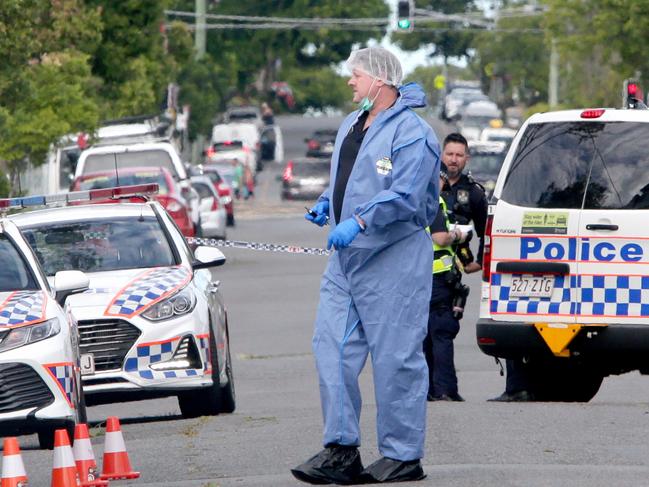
[332, 111, 370, 224]
[441, 173, 488, 264]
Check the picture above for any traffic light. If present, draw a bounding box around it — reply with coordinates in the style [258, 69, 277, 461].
[397, 0, 414, 32]
[623, 78, 645, 109]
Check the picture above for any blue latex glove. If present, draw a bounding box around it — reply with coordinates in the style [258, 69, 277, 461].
[327, 218, 362, 250]
[305, 200, 329, 227]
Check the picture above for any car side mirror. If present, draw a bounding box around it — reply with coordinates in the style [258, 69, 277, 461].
[192, 246, 226, 269]
[53, 270, 89, 306]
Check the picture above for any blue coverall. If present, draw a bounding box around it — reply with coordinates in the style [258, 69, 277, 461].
[313, 82, 440, 461]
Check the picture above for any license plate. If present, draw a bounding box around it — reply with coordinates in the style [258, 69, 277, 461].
[80, 354, 95, 376]
[509, 275, 554, 298]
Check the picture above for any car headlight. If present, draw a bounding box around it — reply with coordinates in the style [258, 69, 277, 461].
[0, 318, 61, 353]
[141, 288, 196, 322]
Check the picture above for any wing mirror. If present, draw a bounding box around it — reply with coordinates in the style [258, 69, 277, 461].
[192, 246, 226, 269]
[53, 270, 90, 306]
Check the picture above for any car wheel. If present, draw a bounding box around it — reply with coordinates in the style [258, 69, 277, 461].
[38, 420, 75, 450]
[177, 323, 235, 417]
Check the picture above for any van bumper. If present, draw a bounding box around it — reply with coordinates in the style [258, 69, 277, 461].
[476, 318, 649, 361]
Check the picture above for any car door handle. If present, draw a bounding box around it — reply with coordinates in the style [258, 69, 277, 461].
[585, 224, 619, 231]
[207, 281, 220, 293]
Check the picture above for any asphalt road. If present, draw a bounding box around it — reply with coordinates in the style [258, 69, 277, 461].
[15, 114, 649, 486]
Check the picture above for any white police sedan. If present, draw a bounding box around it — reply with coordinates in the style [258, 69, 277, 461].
[0, 213, 89, 449]
[10, 185, 235, 418]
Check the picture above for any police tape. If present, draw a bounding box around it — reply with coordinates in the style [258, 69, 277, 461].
[186, 237, 332, 256]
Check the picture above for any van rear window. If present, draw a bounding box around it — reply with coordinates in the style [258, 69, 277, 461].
[84, 150, 176, 178]
[501, 121, 649, 209]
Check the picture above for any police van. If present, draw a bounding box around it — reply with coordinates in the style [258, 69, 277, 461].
[477, 107, 649, 401]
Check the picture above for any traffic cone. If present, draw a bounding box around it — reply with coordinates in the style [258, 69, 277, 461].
[72, 424, 108, 487]
[100, 417, 140, 480]
[51, 429, 80, 487]
[1, 437, 28, 487]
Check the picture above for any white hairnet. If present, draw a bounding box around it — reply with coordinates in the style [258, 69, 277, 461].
[346, 47, 403, 87]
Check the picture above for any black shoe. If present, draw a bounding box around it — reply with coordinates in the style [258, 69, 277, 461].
[488, 390, 534, 402]
[428, 393, 465, 402]
[291, 444, 364, 485]
[359, 457, 426, 483]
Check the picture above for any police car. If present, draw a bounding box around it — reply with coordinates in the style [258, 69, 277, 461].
[0, 212, 89, 449]
[10, 184, 236, 417]
[477, 107, 649, 401]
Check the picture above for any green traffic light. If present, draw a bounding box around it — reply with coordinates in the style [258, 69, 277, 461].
[397, 19, 411, 29]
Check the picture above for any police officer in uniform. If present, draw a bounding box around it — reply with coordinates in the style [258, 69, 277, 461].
[440, 133, 487, 275]
[425, 171, 471, 401]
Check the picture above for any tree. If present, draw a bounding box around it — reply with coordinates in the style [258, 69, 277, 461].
[283, 66, 351, 111]
[471, 12, 548, 107]
[86, 0, 173, 118]
[0, 1, 101, 192]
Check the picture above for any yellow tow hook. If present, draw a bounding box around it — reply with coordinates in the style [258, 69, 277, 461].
[533, 323, 583, 357]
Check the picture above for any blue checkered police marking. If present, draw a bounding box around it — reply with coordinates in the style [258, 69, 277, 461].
[578, 275, 649, 317]
[45, 363, 75, 408]
[105, 266, 191, 317]
[491, 274, 649, 317]
[124, 335, 203, 380]
[0, 291, 46, 326]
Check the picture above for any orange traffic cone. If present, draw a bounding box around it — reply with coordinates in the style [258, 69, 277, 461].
[1, 437, 28, 487]
[100, 417, 140, 480]
[72, 424, 108, 487]
[51, 429, 80, 487]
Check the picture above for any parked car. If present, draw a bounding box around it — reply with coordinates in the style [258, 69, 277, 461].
[12, 189, 236, 418]
[211, 123, 262, 171]
[467, 141, 508, 197]
[476, 106, 649, 402]
[281, 158, 330, 200]
[224, 105, 263, 129]
[74, 141, 200, 231]
[188, 165, 235, 226]
[0, 214, 89, 449]
[207, 138, 257, 178]
[70, 166, 195, 237]
[479, 127, 517, 148]
[305, 129, 337, 158]
[458, 101, 503, 142]
[260, 125, 285, 163]
[190, 175, 227, 239]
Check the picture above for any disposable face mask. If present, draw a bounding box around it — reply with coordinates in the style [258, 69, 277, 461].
[358, 78, 381, 112]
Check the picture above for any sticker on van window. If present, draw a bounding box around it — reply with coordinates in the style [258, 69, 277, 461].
[521, 211, 568, 235]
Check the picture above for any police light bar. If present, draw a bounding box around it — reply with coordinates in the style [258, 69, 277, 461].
[0, 184, 159, 210]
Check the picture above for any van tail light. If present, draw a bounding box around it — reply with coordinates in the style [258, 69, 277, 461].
[211, 197, 219, 211]
[283, 160, 294, 182]
[308, 140, 320, 150]
[580, 109, 605, 118]
[482, 212, 494, 282]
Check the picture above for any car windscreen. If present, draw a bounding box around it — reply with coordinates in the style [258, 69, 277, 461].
[293, 161, 330, 176]
[0, 235, 38, 291]
[192, 181, 214, 199]
[469, 152, 505, 174]
[78, 171, 169, 194]
[501, 121, 649, 209]
[83, 150, 177, 179]
[21, 217, 176, 275]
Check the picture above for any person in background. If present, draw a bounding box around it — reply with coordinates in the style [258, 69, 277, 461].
[293, 46, 440, 485]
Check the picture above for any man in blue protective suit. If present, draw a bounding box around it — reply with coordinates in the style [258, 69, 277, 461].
[291, 46, 440, 485]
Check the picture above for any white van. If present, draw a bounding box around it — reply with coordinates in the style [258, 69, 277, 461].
[74, 142, 199, 227]
[477, 107, 649, 401]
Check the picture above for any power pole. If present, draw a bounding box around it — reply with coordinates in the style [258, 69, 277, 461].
[195, 0, 206, 60]
[548, 39, 559, 109]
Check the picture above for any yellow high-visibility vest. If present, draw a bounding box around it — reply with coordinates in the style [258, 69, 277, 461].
[427, 197, 455, 274]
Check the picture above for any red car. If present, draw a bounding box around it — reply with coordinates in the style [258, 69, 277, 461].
[189, 165, 235, 226]
[70, 167, 195, 236]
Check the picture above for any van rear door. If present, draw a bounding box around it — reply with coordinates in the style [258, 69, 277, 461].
[575, 119, 649, 325]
